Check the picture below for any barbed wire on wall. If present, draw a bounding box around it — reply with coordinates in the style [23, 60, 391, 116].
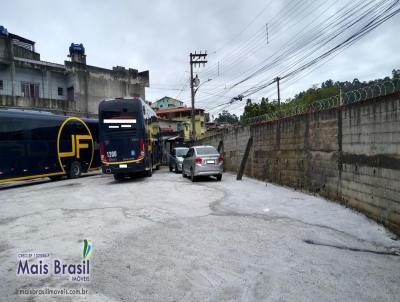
[242, 78, 400, 125]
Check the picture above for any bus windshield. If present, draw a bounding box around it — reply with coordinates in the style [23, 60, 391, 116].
[100, 111, 138, 134]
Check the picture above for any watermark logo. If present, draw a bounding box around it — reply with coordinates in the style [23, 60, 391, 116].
[16, 240, 92, 282]
[83, 239, 92, 260]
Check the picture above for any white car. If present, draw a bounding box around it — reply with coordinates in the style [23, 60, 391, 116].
[169, 147, 189, 173]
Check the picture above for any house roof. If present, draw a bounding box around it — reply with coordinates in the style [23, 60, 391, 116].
[9, 33, 35, 45]
[156, 107, 204, 114]
[155, 96, 183, 103]
[158, 117, 181, 122]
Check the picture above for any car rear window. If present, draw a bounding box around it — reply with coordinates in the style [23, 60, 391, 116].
[176, 148, 189, 157]
[196, 146, 218, 155]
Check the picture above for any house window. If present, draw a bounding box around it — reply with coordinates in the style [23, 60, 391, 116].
[0, 80, 3, 90]
[58, 87, 63, 96]
[201, 121, 204, 127]
[21, 82, 40, 98]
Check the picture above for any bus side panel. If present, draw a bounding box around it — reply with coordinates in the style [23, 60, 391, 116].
[0, 116, 63, 181]
[28, 118, 61, 175]
[87, 121, 101, 169]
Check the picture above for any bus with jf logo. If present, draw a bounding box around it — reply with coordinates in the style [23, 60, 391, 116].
[98, 97, 161, 180]
[0, 108, 101, 184]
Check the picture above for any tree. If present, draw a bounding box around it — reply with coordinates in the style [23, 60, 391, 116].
[239, 71, 396, 120]
[321, 79, 334, 88]
[241, 97, 279, 120]
[214, 110, 239, 124]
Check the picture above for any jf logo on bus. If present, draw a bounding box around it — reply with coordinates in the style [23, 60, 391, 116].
[56, 117, 94, 173]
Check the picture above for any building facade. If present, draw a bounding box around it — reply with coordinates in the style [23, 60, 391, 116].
[156, 107, 205, 141]
[151, 96, 183, 109]
[0, 28, 149, 116]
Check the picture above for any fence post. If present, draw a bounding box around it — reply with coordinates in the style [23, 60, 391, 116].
[237, 137, 253, 180]
[217, 139, 224, 153]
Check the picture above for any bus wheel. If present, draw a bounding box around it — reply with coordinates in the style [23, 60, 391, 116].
[113, 173, 124, 181]
[68, 161, 82, 179]
[49, 175, 63, 181]
[146, 159, 153, 177]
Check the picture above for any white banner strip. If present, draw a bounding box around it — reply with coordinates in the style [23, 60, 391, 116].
[104, 119, 136, 124]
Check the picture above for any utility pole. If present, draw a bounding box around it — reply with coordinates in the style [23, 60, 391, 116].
[190, 51, 207, 142]
[276, 77, 281, 107]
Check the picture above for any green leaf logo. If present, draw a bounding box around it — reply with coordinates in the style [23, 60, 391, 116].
[83, 239, 92, 259]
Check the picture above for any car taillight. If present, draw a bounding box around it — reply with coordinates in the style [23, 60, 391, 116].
[195, 156, 202, 164]
[139, 138, 145, 157]
[219, 154, 224, 163]
[100, 143, 108, 162]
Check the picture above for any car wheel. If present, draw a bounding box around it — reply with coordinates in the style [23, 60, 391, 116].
[68, 161, 82, 179]
[190, 168, 196, 182]
[175, 164, 179, 173]
[182, 165, 186, 178]
[216, 174, 222, 181]
[169, 165, 173, 172]
[113, 173, 125, 181]
[146, 159, 153, 177]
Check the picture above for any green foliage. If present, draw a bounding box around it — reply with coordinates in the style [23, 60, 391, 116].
[241, 97, 278, 120]
[214, 110, 239, 124]
[240, 72, 399, 121]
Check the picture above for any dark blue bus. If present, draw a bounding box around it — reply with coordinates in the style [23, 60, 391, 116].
[0, 109, 100, 183]
[98, 97, 161, 180]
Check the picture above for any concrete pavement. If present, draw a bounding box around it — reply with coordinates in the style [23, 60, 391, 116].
[0, 168, 399, 301]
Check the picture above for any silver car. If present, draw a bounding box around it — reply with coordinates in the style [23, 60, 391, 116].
[182, 145, 223, 182]
[169, 147, 189, 173]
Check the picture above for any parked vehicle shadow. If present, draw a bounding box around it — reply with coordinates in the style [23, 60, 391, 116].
[0, 174, 98, 191]
[106, 173, 148, 185]
[191, 175, 221, 182]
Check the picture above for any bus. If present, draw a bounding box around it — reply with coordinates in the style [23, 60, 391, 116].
[98, 97, 161, 180]
[0, 109, 101, 183]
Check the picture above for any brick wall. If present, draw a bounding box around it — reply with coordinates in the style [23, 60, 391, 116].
[200, 92, 400, 235]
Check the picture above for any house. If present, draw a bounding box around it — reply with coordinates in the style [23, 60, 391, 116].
[151, 96, 184, 109]
[0, 26, 149, 116]
[156, 107, 205, 141]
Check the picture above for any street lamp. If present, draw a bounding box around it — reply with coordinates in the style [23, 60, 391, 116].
[191, 77, 212, 142]
[194, 78, 212, 95]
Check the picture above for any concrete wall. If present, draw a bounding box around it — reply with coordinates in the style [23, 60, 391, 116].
[1, 35, 149, 115]
[340, 94, 400, 235]
[0, 67, 12, 95]
[0, 65, 67, 100]
[12, 44, 40, 61]
[65, 62, 149, 115]
[200, 92, 400, 235]
[0, 37, 11, 61]
[0, 95, 95, 117]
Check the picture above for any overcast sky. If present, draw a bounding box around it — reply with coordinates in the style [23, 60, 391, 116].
[2, 0, 399, 117]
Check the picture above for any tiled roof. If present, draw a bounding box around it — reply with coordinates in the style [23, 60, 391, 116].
[156, 107, 204, 114]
